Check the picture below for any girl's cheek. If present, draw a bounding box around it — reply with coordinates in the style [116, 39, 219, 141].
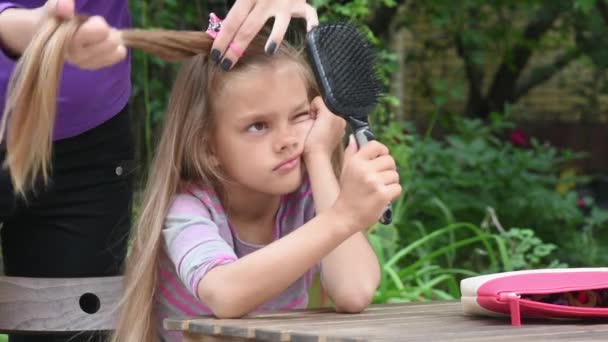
[298, 120, 314, 136]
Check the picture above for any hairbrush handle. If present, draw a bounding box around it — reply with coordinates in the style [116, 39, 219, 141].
[348, 118, 393, 225]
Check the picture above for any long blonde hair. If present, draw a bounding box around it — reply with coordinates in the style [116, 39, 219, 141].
[119, 25, 332, 342]
[6, 14, 341, 342]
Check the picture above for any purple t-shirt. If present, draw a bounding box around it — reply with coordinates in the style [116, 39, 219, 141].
[0, 1, 131, 140]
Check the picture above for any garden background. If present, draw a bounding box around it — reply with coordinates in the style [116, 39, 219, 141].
[2, 4, 608, 339]
[125, 0, 608, 304]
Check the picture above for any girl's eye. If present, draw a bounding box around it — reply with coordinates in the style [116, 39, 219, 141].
[294, 111, 311, 122]
[247, 122, 268, 133]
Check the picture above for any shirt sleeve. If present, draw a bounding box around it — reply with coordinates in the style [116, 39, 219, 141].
[0, 3, 23, 62]
[0, 3, 21, 14]
[162, 193, 237, 298]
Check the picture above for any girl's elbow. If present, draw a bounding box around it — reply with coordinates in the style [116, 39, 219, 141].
[206, 295, 249, 319]
[199, 286, 247, 319]
[336, 293, 373, 313]
[335, 285, 376, 313]
[211, 304, 247, 319]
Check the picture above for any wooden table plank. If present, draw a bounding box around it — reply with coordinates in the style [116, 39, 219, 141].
[166, 301, 608, 341]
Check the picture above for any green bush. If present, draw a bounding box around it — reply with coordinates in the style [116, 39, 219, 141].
[381, 115, 608, 267]
[368, 202, 563, 303]
[367, 114, 608, 303]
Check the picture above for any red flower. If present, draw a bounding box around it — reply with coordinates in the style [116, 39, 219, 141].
[577, 196, 586, 209]
[510, 129, 528, 147]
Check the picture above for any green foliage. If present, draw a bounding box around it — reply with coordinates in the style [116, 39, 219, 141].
[128, 1, 206, 175]
[574, 0, 596, 13]
[573, 5, 608, 68]
[397, 0, 608, 120]
[368, 204, 563, 302]
[383, 116, 608, 265]
[366, 113, 608, 302]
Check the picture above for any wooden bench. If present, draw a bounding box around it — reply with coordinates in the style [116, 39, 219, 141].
[0, 276, 122, 334]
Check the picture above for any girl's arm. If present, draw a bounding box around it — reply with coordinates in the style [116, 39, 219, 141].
[305, 149, 381, 313]
[197, 206, 357, 318]
[198, 97, 400, 319]
[198, 139, 399, 319]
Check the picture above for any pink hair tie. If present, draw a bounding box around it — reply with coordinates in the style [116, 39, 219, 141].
[206, 12, 244, 58]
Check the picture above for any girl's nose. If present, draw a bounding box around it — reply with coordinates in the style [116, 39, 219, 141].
[274, 125, 299, 153]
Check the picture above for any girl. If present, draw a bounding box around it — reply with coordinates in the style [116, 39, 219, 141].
[111, 22, 401, 342]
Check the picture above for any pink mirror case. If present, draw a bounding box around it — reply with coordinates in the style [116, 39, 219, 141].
[460, 268, 608, 325]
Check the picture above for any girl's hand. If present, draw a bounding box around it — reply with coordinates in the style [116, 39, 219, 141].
[304, 97, 346, 159]
[212, 0, 318, 70]
[332, 137, 401, 233]
[41, 0, 127, 70]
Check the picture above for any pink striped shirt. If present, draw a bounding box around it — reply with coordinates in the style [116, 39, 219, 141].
[156, 177, 318, 341]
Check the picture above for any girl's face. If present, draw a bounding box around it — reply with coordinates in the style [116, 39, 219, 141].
[212, 61, 314, 196]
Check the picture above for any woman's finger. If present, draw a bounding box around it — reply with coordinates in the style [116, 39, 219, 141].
[51, 0, 75, 19]
[264, 14, 290, 55]
[70, 30, 126, 69]
[210, 0, 255, 63]
[220, 6, 269, 70]
[82, 45, 127, 70]
[302, 3, 319, 31]
[72, 16, 111, 47]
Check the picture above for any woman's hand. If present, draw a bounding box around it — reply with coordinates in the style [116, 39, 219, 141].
[303, 97, 346, 160]
[41, 0, 127, 70]
[41, 0, 73, 19]
[211, 0, 318, 70]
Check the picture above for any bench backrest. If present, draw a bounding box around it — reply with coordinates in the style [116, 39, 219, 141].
[0, 276, 123, 333]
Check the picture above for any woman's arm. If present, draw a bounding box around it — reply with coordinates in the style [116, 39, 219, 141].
[0, 0, 126, 69]
[0, 5, 41, 57]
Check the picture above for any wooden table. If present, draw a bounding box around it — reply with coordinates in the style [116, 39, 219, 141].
[164, 301, 608, 341]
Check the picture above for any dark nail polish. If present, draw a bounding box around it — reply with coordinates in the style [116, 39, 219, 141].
[210, 49, 221, 62]
[265, 42, 277, 56]
[220, 58, 233, 71]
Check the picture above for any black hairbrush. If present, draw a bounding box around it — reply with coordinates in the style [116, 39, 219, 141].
[306, 22, 393, 225]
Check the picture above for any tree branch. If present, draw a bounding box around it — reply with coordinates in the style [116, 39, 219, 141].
[367, 0, 408, 38]
[484, 1, 569, 116]
[596, 0, 608, 26]
[455, 33, 486, 116]
[453, 5, 488, 117]
[514, 49, 581, 101]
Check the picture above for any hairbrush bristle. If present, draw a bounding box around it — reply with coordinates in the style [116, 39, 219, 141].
[306, 23, 382, 121]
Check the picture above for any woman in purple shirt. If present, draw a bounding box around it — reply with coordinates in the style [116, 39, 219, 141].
[0, 1, 317, 341]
